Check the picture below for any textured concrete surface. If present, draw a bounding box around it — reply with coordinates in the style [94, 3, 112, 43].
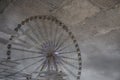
[89, 0, 120, 10]
[0, 0, 120, 80]
[56, 0, 100, 25]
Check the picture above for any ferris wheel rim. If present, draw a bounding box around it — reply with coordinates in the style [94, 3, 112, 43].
[5, 15, 82, 80]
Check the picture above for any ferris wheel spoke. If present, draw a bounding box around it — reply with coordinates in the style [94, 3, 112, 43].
[9, 37, 32, 49]
[6, 58, 44, 77]
[38, 20, 48, 42]
[61, 59, 78, 69]
[40, 60, 47, 71]
[34, 59, 48, 78]
[37, 45, 53, 54]
[44, 41, 51, 49]
[48, 41, 52, 49]
[31, 59, 45, 74]
[60, 56, 78, 61]
[49, 21, 53, 41]
[57, 43, 74, 52]
[60, 62, 77, 78]
[15, 38, 33, 48]
[11, 55, 44, 61]
[46, 59, 50, 71]
[53, 24, 59, 47]
[12, 42, 31, 49]
[11, 47, 41, 54]
[35, 21, 47, 42]
[56, 60, 63, 71]
[38, 43, 51, 53]
[55, 32, 64, 49]
[53, 58, 58, 71]
[38, 48, 47, 53]
[55, 35, 70, 51]
[42, 20, 49, 41]
[27, 23, 42, 44]
[33, 25, 44, 42]
[59, 50, 77, 54]
[19, 28, 40, 46]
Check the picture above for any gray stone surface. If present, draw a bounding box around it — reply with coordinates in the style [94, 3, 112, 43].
[0, 0, 120, 80]
[89, 0, 120, 10]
